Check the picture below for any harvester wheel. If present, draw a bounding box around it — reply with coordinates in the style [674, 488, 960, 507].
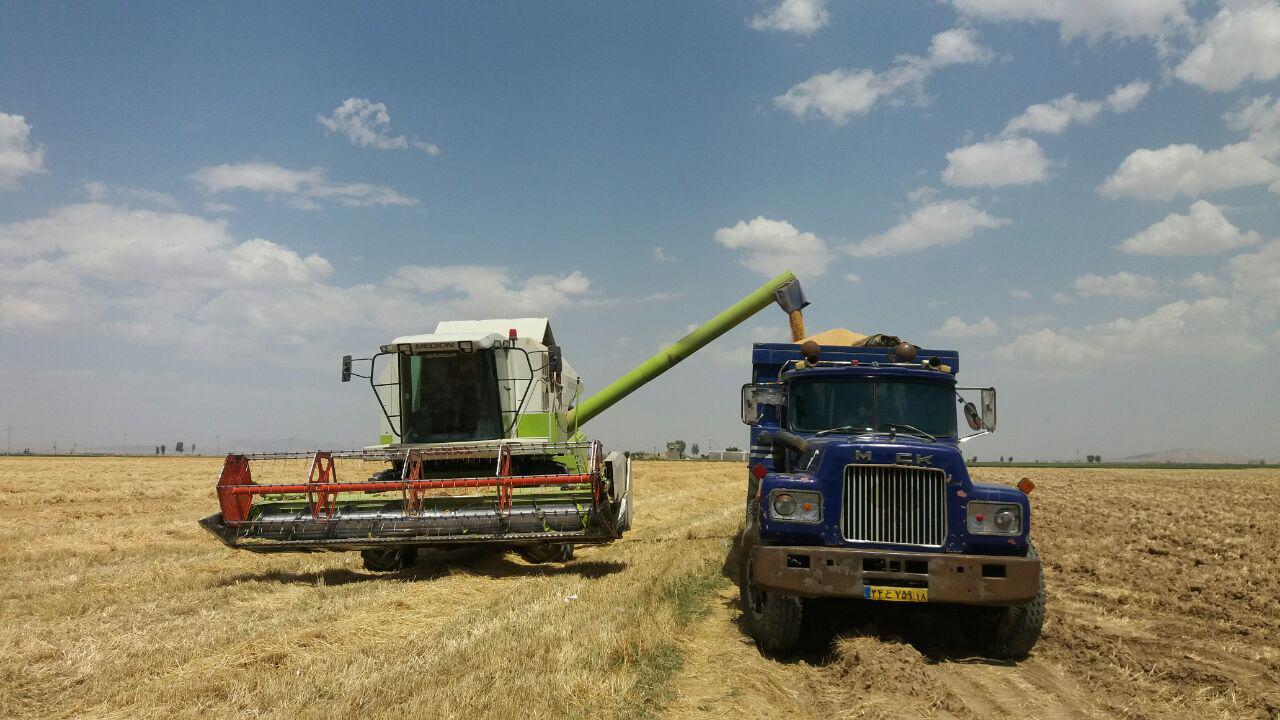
[360, 547, 418, 572]
[981, 543, 1046, 659]
[738, 537, 803, 653]
[518, 543, 574, 564]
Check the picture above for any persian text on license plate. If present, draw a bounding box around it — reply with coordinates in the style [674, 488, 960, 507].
[863, 586, 928, 602]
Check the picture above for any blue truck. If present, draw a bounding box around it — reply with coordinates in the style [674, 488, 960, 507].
[738, 339, 1044, 657]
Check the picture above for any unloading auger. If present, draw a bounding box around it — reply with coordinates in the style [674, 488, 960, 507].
[199, 270, 809, 570]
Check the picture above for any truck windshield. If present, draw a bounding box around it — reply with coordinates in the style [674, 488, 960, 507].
[788, 380, 956, 438]
[401, 351, 504, 443]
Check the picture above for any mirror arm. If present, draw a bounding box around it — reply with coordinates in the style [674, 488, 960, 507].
[958, 429, 991, 443]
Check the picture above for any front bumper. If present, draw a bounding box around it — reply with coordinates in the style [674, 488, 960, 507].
[751, 545, 1040, 605]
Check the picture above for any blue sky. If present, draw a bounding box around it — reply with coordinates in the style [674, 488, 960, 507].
[2, 1, 1279, 459]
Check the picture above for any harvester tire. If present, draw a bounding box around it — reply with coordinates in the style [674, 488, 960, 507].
[738, 538, 803, 653]
[518, 543, 574, 564]
[984, 543, 1046, 659]
[360, 547, 418, 573]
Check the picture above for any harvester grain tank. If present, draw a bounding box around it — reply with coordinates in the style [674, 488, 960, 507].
[200, 271, 806, 570]
[738, 335, 1045, 657]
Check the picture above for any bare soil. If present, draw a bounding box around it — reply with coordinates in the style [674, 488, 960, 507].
[1, 458, 1276, 719]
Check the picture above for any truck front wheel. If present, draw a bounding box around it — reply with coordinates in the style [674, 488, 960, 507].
[978, 543, 1046, 659]
[738, 543, 803, 653]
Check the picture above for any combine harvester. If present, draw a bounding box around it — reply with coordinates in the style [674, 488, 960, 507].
[201, 271, 810, 571]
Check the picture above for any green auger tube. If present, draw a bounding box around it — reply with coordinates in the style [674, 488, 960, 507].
[568, 269, 797, 428]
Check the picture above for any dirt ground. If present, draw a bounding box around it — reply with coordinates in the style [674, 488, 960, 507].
[1, 457, 1277, 720]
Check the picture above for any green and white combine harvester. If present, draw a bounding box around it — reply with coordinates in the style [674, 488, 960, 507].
[200, 271, 809, 571]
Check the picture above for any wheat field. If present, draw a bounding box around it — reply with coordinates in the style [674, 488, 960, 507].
[2, 457, 1277, 719]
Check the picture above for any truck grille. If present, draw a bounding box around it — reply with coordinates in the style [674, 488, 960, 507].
[842, 465, 947, 547]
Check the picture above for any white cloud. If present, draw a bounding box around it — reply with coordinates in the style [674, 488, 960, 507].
[714, 216, 835, 276]
[848, 200, 1011, 257]
[942, 137, 1050, 187]
[906, 185, 938, 203]
[1106, 80, 1152, 112]
[749, 0, 830, 35]
[1118, 200, 1262, 255]
[1100, 95, 1280, 200]
[0, 203, 330, 288]
[1009, 288, 1032, 299]
[190, 162, 418, 209]
[1227, 239, 1280, 318]
[318, 98, 439, 155]
[934, 315, 1000, 339]
[775, 28, 992, 125]
[947, 0, 1192, 43]
[653, 246, 676, 263]
[0, 112, 46, 190]
[1073, 271, 1161, 299]
[1051, 291, 1074, 304]
[1009, 312, 1054, 329]
[843, 272, 861, 283]
[1003, 95, 1103, 136]
[995, 296, 1263, 369]
[1180, 271, 1219, 292]
[202, 201, 236, 213]
[386, 266, 591, 317]
[1100, 143, 1280, 200]
[1175, 0, 1280, 92]
[1001, 81, 1148, 136]
[1084, 296, 1261, 356]
[0, 203, 596, 359]
[80, 181, 179, 209]
[994, 328, 1102, 365]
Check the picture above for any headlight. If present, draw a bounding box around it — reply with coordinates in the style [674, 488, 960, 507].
[773, 493, 797, 516]
[770, 490, 821, 523]
[967, 501, 1022, 535]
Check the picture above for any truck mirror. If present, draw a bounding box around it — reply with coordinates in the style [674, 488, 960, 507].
[341, 355, 353, 383]
[963, 402, 983, 431]
[741, 383, 785, 425]
[547, 345, 563, 375]
[981, 388, 997, 432]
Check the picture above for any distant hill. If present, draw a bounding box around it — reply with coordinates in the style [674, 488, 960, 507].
[1115, 448, 1268, 465]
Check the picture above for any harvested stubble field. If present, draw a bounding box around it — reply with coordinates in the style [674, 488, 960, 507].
[2, 457, 1278, 720]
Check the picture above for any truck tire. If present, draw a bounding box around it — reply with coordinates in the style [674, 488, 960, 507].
[987, 543, 1046, 659]
[738, 538, 803, 653]
[361, 546, 418, 572]
[518, 543, 574, 564]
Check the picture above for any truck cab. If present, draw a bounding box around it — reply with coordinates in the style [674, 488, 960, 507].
[738, 341, 1044, 657]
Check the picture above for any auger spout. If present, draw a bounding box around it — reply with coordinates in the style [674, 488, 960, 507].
[569, 270, 802, 428]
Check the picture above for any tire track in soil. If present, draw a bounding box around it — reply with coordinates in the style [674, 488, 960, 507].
[932, 659, 1103, 720]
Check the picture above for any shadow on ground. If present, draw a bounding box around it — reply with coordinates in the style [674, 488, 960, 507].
[218, 547, 626, 587]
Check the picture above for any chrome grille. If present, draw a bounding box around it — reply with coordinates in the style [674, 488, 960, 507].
[843, 465, 947, 547]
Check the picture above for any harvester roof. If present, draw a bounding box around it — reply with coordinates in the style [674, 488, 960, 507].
[382, 318, 556, 354]
[435, 318, 555, 346]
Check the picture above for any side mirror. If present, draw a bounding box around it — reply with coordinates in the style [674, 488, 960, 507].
[741, 383, 785, 425]
[341, 355, 353, 382]
[981, 388, 997, 432]
[547, 345, 563, 375]
[963, 402, 983, 431]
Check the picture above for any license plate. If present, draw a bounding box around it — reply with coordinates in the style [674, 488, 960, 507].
[863, 586, 928, 602]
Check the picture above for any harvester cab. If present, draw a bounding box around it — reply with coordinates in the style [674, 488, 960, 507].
[356, 317, 584, 449]
[200, 271, 808, 572]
